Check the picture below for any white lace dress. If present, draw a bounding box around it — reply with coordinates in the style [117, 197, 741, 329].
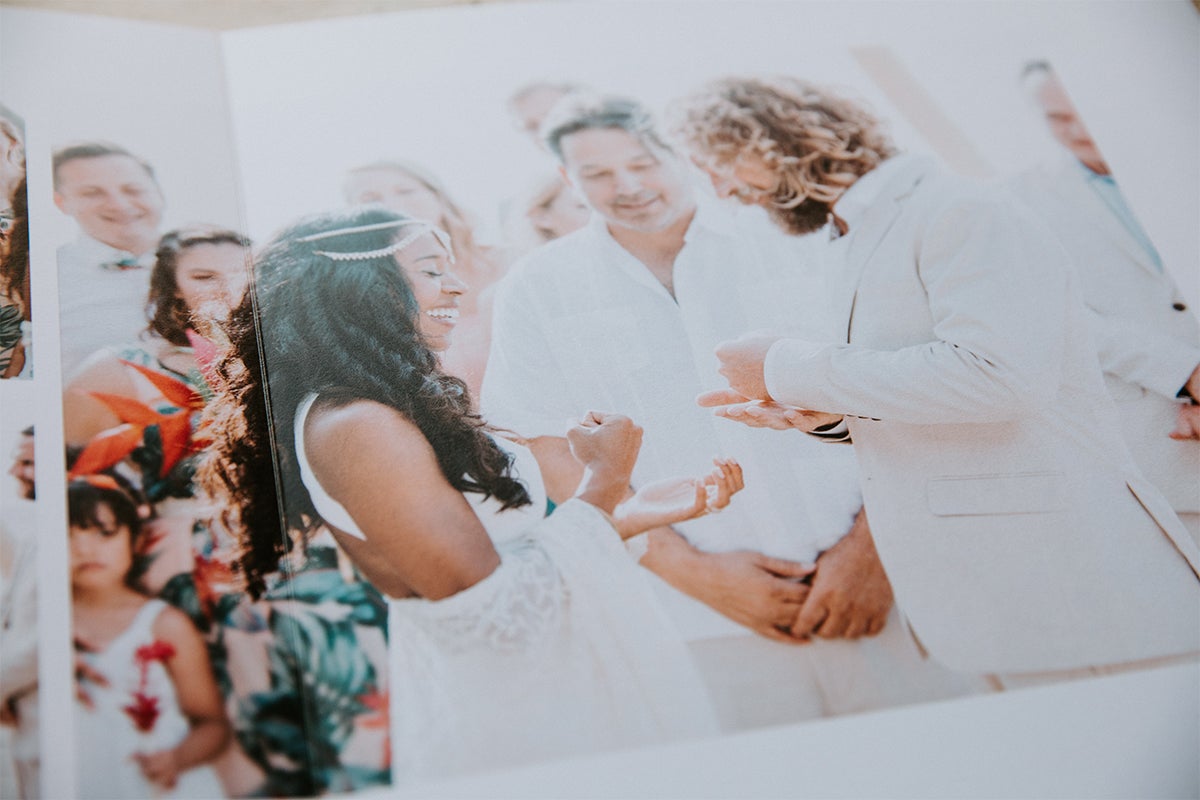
[295, 394, 718, 784]
[74, 599, 224, 799]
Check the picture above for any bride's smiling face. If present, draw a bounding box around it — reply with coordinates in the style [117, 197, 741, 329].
[394, 231, 466, 352]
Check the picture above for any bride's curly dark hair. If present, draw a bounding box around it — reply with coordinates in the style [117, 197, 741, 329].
[198, 206, 531, 598]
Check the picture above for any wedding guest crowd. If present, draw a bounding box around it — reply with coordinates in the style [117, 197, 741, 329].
[54, 145, 392, 797]
[46, 67, 1199, 797]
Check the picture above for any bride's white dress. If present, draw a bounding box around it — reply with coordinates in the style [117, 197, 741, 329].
[295, 395, 718, 784]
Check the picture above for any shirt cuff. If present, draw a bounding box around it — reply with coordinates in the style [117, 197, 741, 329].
[805, 418, 852, 443]
[762, 337, 823, 404]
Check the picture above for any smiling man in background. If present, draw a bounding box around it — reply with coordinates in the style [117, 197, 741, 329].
[53, 142, 165, 375]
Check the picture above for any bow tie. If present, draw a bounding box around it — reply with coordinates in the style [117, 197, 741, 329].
[101, 257, 145, 271]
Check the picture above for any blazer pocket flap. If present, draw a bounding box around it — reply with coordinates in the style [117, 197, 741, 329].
[927, 472, 1068, 516]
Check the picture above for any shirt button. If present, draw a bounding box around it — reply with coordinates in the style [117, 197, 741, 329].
[1173, 302, 1188, 311]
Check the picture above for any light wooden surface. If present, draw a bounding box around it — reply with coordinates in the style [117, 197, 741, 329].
[0, 0, 504, 29]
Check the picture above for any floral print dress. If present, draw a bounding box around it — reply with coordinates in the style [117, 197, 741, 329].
[71, 340, 392, 797]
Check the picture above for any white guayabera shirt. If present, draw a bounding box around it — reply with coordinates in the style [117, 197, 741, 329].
[483, 197, 863, 639]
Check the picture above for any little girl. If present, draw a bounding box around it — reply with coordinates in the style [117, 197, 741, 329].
[69, 476, 229, 799]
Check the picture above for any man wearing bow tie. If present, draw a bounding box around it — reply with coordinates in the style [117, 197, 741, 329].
[53, 143, 164, 376]
[676, 77, 1200, 684]
[1010, 63, 1200, 545]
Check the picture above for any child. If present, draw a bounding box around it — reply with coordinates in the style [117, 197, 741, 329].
[69, 476, 229, 799]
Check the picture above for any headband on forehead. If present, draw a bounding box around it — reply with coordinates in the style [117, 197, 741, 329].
[298, 218, 454, 263]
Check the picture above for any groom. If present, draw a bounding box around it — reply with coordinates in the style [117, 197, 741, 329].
[675, 76, 1200, 682]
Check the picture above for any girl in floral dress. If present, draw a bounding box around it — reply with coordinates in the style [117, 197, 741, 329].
[69, 477, 229, 799]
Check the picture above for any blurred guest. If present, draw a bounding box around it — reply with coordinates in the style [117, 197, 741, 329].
[6, 427, 33, 501]
[507, 82, 582, 148]
[343, 161, 505, 397]
[67, 476, 229, 799]
[64, 227, 250, 594]
[1, 425, 37, 798]
[64, 227, 248, 447]
[1, 178, 28, 379]
[53, 143, 165, 376]
[0, 113, 23, 207]
[1011, 62, 1200, 542]
[504, 171, 591, 256]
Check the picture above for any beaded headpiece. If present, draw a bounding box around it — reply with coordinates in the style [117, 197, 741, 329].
[298, 218, 454, 263]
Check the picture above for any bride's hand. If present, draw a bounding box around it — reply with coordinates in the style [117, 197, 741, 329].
[567, 411, 643, 515]
[613, 458, 744, 539]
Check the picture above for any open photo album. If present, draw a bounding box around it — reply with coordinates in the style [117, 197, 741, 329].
[1, 1, 1198, 797]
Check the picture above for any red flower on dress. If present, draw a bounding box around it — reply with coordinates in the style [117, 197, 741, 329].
[123, 691, 161, 733]
[122, 640, 177, 733]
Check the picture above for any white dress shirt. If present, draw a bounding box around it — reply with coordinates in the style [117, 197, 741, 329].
[57, 233, 155, 377]
[484, 199, 862, 638]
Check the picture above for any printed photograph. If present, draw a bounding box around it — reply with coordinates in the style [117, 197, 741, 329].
[17, 1, 1200, 796]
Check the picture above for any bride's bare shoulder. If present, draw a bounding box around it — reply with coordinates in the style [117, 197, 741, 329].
[304, 398, 439, 480]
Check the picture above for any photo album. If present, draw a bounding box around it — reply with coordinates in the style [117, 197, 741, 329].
[1, 2, 1197, 797]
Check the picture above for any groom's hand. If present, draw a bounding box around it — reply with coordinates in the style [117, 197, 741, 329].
[791, 509, 893, 640]
[698, 390, 843, 432]
[714, 333, 782, 401]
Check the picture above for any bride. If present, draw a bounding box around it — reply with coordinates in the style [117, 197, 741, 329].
[201, 207, 736, 783]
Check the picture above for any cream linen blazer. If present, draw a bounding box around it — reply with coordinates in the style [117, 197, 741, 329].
[763, 157, 1200, 674]
[1009, 160, 1200, 512]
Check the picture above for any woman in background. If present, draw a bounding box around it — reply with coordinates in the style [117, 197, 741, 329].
[64, 227, 251, 592]
[503, 171, 591, 258]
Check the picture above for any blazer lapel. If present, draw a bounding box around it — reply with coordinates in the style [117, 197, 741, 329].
[832, 160, 928, 342]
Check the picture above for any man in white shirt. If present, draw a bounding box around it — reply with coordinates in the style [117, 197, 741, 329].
[53, 143, 165, 377]
[483, 94, 981, 729]
[676, 76, 1199, 684]
[1011, 63, 1200, 542]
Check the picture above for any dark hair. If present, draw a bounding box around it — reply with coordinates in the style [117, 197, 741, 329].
[51, 142, 157, 190]
[20, 425, 32, 437]
[0, 177, 28, 318]
[542, 93, 672, 161]
[67, 477, 146, 587]
[200, 206, 531, 598]
[147, 227, 251, 346]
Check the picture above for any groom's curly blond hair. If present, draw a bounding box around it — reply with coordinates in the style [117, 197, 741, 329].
[673, 77, 896, 209]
